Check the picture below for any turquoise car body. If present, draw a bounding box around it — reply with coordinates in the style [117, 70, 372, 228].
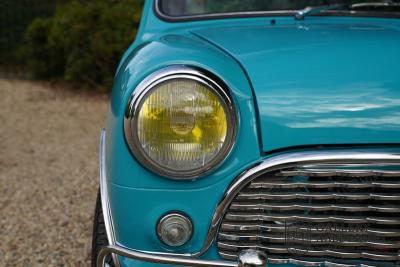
[103, 1, 400, 266]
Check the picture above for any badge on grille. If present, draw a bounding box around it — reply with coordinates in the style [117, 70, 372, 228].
[284, 221, 383, 251]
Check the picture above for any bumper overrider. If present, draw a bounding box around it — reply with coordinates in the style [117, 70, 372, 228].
[97, 129, 268, 267]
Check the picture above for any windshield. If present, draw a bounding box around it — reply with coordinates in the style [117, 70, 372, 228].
[157, 0, 400, 19]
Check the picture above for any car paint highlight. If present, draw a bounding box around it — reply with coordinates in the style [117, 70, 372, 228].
[194, 22, 400, 151]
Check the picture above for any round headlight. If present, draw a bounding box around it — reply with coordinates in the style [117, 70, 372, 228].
[124, 66, 237, 179]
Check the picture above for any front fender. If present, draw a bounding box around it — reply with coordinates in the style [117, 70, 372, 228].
[104, 32, 262, 257]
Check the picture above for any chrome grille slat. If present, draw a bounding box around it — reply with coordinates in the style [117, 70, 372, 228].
[218, 161, 400, 266]
[236, 192, 400, 201]
[225, 213, 400, 224]
[220, 222, 400, 236]
[218, 233, 400, 248]
[229, 203, 400, 213]
[218, 242, 400, 261]
[279, 169, 400, 177]
[248, 181, 400, 189]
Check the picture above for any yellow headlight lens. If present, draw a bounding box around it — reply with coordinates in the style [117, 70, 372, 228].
[136, 78, 229, 172]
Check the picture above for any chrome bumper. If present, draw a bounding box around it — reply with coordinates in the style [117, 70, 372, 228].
[97, 245, 267, 267]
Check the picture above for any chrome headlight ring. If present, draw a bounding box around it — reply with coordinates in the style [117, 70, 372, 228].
[124, 65, 238, 180]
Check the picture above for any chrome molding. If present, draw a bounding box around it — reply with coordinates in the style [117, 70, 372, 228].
[124, 65, 238, 180]
[153, 0, 400, 22]
[97, 245, 238, 267]
[97, 245, 268, 267]
[99, 129, 120, 267]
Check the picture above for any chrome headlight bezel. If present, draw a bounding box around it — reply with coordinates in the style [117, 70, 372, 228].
[124, 65, 238, 180]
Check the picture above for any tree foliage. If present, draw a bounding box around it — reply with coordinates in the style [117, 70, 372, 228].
[24, 0, 143, 90]
[0, 0, 61, 66]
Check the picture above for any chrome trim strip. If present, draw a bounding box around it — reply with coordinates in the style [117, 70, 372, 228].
[229, 203, 400, 213]
[99, 129, 120, 267]
[124, 65, 238, 180]
[153, 0, 400, 22]
[224, 213, 400, 225]
[249, 181, 400, 189]
[97, 245, 238, 267]
[236, 192, 400, 201]
[279, 168, 400, 177]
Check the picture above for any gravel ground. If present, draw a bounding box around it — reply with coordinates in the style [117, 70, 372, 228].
[0, 79, 108, 266]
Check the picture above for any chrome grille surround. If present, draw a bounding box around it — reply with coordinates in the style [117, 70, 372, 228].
[216, 150, 400, 267]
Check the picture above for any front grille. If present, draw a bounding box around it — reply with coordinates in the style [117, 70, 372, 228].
[218, 163, 400, 267]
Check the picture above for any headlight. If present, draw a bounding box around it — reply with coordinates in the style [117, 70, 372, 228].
[124, 66, 237, 179]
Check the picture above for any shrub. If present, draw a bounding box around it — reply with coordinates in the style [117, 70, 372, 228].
[24, 18, 64, 78]
[0, 0, 60, 67]
[24, 0, 143, 90]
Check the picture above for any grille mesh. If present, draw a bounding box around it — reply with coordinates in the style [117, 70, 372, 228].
[218, 164, 400, 267]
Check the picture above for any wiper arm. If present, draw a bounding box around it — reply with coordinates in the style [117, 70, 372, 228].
[295, 4, 346, 20]
[351, 0, 400, 9]
[295, 0, 400, 20]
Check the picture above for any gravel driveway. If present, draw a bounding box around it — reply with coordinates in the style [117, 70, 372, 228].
[0, 79, 108, 266]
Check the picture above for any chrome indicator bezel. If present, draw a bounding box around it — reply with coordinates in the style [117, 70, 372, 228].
[156, 212, 194, 247]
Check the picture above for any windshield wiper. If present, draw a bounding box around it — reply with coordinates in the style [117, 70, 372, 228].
[295, 3, 346, 20]
[351, 0, 400, 9]
[295, 0, 400, 20]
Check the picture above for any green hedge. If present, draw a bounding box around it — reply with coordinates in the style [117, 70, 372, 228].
[23, 0, 143, 90]
[0, 0, 61, 66]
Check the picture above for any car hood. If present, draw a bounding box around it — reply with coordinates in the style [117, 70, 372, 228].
[194, 19, 400, 152]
